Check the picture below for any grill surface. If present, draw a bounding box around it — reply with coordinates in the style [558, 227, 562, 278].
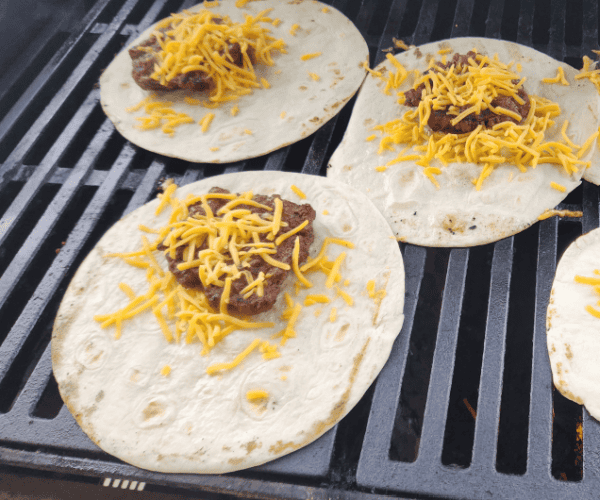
[1, 0, 600, 498]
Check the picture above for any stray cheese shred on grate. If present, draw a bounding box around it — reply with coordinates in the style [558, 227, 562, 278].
[369, 50, 599, 189]
[94, 182, 356, 375]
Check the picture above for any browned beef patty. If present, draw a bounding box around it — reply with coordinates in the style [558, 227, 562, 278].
[162, 188, 316, 316]
[128, 22, 254, 92]
[403, 52, 531, 134]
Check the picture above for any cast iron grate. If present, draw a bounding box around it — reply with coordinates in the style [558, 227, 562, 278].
[0, 0, 599, 498]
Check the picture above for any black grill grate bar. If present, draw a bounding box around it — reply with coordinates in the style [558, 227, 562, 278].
[0, 89, 100, 250]
[355, 246, 427, 480]
[415, 249, 469, 465]
[516, 0, 535, 46]
[123, 161, 166, 216]
[0, 117, 115, 314]
[485, 0, 505, 39]
[581, 0, 597, 54]
[470, 237, 513, 469]
[0, 0, 139, 186]
[301, 116, 339, 175]
[0, 145, 135, 386]
[374, 0, 409, 65]
[583, 412, 600, 480]
[451, 0, 476, 38]
[0, 0, 170, 192]
[525, 218, 558, 477]
[264, 147, 289, 171]
[0, 0, 111, 126]
[410, 0, 440, 46]
[582, 182, 599, 233]
[352, 0, 376, 37]
[8, 344, 53, 418]
[548, 0, 566, 60]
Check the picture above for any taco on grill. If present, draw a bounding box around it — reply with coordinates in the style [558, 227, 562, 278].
[51, 171, 405, 473]
[327, 37, 600, 247]
[547, 227, 600, 421]
[99, 0, 368, 163]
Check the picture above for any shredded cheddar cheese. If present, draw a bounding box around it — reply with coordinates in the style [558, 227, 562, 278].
[372, 51, 595, 190]
[550, 181, 567, 192]
[129, 7, 285, 126]
[575, 55, 600, 92]
[95, 184, 356, 374]
[246, 389, 269, 400]
[542, 66, 570, 85]
[538, 209, 583, 220]
[160, 365, 172, 376]
[290, 184, 306, 199]
[301, 52, 322, 61]
[308, 72, 321, 81]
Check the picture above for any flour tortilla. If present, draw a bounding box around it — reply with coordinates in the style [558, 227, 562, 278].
[547, 228, 600, 421]
[328, 37, 600, 247]
[100, 0, 368, 163]
[51, 171, 405, 473]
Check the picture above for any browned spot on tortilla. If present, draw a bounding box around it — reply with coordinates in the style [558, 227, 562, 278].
[556, 362, 563, 376]
[222, 445, 231, 451]
[157, 454, 164, 461]
[442, 214, 467, 235]
[143, 401, 165, 421]
[332, 101, 341, 109]
[299, 85, 308, 91]
[228, 457, 245, 465]
[242, 440, 261, 455]
[95, 391, 104, 403]
[334, 69, 341, 75]
[268, 338, 371, 455]
[343, 165, 352, 171]
[550, 343, 556, 354]
[565, 344, 573, 360]
[343, 224, 352, 232]
[364, 118, 374, 126]
[121, 83, 130, 88]
[335, 324, 350, 342]
[310, 116, 320, 123]
[372, 270, 391, 325]
[414, 48, 422, 58]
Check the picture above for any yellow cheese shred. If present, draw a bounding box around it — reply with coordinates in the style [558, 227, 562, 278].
[246, 389, 269, 400]
[160, 365, 172, 376]
[301, 52, 322, 61]
[542, 66, 569, 85]
[538, 209, 583, 220]
[290, 184, 307, 199]
[206, 338, 261, 375]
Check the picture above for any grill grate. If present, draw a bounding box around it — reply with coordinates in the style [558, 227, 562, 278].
[1, 0, 600, 498]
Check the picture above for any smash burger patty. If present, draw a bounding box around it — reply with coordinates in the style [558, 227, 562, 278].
[403, 52, 531, 134]
[162, 188, 316, 316]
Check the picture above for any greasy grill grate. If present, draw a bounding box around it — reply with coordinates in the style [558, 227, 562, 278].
[0, 0, 599, 498]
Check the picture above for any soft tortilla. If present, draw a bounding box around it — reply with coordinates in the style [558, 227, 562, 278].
[51, 171, 405, 473]
[100, 0, 368, 163]
[547, 227, 600, 420]
[327, 37, 600, 247]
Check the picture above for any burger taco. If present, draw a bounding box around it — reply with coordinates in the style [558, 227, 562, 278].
[51, 171, 405, 473]
[327, 37, 600, 247]
[100, 0, 368, 163]
[547, 227, 600, 421]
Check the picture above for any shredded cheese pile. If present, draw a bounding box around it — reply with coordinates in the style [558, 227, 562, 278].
[150, 8, 285, 102]
[370, 51, 598, 190]
[574, 270, 600, 318]
[94, 183, 355, 377]
[126, 7, 286, 134]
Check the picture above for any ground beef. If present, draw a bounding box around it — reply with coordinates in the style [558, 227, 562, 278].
[128, 22, 254, 92]
[403, 52, 531, 134]
[162, 188, 316, 316]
